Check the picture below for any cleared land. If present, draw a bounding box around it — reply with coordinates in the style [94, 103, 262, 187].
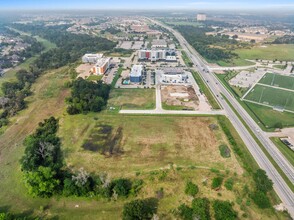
[161, 85, 199, 110]
[107, 88, 156, 110]
[244, 84, 294, 112]
[259, 73, 294, 90]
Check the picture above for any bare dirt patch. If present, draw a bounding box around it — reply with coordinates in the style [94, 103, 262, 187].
[76, 63, 93, 79]
[161, 85, 199, 110]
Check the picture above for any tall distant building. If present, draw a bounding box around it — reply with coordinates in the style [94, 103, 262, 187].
[197, 13, 207, 21]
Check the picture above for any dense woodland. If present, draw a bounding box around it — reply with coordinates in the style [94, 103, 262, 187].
[176, 25, 240, 62]
[66, 78, 111, 114]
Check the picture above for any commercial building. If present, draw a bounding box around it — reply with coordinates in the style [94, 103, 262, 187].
[130, 65, 143, 83]
[160, 68, 188, 84]
[138, 49, 176, 62]
[151, 39, 167, 48]
[92, 57, 111, 75]
[82, 53, 103, 63]
[197, 13, 207, 21]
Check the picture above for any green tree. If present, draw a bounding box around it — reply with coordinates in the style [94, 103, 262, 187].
[211, 177, 223, 189]
[24, 166, 60, 197]
[253, 169, 273, 193]
[251, 191, 271, 209]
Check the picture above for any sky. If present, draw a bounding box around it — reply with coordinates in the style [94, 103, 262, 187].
[1, 0, 294, 10]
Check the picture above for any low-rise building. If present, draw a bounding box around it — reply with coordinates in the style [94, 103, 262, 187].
[197, 13, 207, 21]
[92, 57, 111, 75]
[138, 49, 176, 62]
[82, 53, 103, 63]
[130, 65, 143, 83]
[151, 39, 167, 48]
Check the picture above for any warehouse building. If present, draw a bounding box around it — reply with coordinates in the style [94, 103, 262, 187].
[130, 65, 143, 83]
[82, 53, 103, 63]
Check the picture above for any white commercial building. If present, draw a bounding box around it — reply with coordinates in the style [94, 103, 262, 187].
[138, 49, 176, 62]
[82, 53, 103, 63]
[151, 39, 168, 48]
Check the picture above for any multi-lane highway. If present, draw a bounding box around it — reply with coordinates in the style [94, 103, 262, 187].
[148, 18, 294, 217]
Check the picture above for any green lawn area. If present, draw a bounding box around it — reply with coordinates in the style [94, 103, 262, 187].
[181, 51, 193, 67]
[107, 88, 155, 110]
[216, 58, 254, 67]
[259, 73, 294, 90]
[235, 44, 294, 62]
[86, 74, 103, 81]
[271, 137, 294, 167]
[244, 84, 294, 111]
[273, 64, 287, 70]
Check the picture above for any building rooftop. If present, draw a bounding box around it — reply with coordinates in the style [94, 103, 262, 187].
[83, 53, 103, 58]
[95, 57, 110, 67]
[152, 39, 167, 46]
[130, 65, 143, 77]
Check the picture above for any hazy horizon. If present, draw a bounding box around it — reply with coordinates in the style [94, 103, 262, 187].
[1, 0, 294, 11]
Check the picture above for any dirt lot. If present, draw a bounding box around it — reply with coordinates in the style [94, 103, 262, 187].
[161, 85, 199, 110]
[76, 63, 93, 78]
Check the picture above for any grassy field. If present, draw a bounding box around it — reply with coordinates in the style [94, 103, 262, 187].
[107, 88, 155, 110]
[259, 73, 294, 90]
[162, 102, 188, 110]
[244, 84, 294, 112]
[235, 44, 294, 62]
[217, 58, 254, 67]
[271, 137, 294, 167]
[86, 74, 103, 81]
[165, 21, 202, 27]
[0, 64, 289, 219]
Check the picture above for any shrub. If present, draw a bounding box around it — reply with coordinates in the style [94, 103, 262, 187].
[213, 200, 237, 220]
[122, 198, 158, 220]
[224, 178, 234, 191]
[219, 144, 231, 158]
[111, 178, 132, 197]
[191, 198, 210, 220]
[251, 191, 271, 209]
[211, 177, 223, 189]
[177, 204, 193, 220]
[185, 181, 199, 197]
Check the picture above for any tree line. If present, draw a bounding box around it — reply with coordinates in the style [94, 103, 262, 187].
[176, 25, 239, 62]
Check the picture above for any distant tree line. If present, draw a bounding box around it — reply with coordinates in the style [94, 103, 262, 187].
[273, 35, 294, 44]
[176, 25, 239, 62]
[66, 78, 111, 114]
[20, 117, 143, 199]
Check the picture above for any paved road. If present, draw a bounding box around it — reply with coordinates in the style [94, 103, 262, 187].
[148, 18, 294, 217]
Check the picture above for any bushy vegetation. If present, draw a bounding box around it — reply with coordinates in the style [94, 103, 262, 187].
[213, 200, 237, 220]
[219, 144, 231, 158]
[211, 177, 223, 189]
[66, 78, 110, 114]
[273, 35, 294, 44]
[224, 178, 234, 191]
[185, 181, 199, 197]
[251, 169, 273, 209]
[177, 198, 211, 220]
[122, 198, 158, 220]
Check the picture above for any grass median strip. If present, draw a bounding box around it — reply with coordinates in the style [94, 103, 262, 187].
[191, 70, 221, 109]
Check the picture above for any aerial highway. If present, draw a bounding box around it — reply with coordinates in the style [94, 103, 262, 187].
[148, 18, 294, 217]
